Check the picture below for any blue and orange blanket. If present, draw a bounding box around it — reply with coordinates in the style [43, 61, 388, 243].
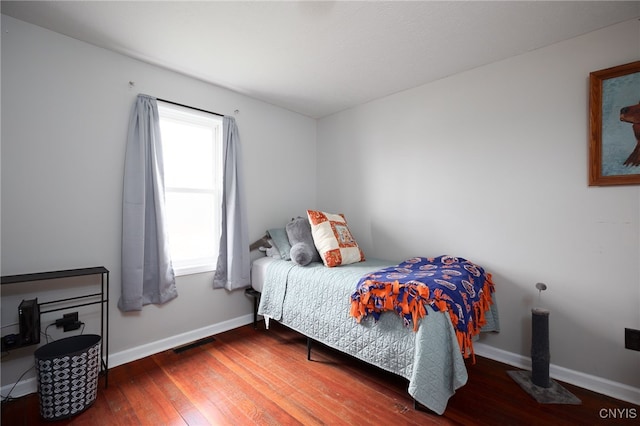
[350, 255, 494, 360]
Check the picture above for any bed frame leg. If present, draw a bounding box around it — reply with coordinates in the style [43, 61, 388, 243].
[307, 337, 312, 360]
[244, 288, 261, 329]
[253, 296, 258, 328]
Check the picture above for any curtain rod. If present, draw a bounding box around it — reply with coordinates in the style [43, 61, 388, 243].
[156, 97, 224, 118]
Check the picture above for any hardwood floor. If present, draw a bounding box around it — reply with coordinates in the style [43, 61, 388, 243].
[2, 322, 638, 425]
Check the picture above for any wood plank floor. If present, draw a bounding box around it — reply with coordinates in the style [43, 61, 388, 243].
[2, 322, 638, 425]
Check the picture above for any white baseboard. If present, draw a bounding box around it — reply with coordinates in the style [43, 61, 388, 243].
[473, 342, 640, 406]
[4, 319, 637, 407]
[1, 376, 37, 402]
[1, 313, 254, 400]
[108, 313, 254, 368]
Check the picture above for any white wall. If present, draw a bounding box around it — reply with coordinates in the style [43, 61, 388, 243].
[317, 19, 640, 398]
[1, 14, 316, 391]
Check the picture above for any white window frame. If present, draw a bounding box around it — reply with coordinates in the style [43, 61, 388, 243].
[157, 101, 223, 276]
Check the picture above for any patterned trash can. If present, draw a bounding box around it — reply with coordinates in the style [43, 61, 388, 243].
[34, 334, 101, 421]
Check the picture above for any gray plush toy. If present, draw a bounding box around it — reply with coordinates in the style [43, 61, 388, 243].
[286, 216, 321, 266]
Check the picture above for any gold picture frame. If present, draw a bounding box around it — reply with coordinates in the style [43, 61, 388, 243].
[588, 61, 640, 186]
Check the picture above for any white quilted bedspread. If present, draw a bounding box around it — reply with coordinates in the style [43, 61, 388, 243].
[258, 258, 500, 414]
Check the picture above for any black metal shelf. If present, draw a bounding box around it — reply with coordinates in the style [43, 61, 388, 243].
[1, 267, 109, 285]
[1, 266, 110, 386]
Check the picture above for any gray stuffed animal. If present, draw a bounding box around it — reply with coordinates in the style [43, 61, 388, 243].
[286, 216, 321, 266]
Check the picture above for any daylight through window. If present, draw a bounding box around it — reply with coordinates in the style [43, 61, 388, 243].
[158, 101, 223, 276]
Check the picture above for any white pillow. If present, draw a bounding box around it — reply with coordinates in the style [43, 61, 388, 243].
[307, 210, 365, 267]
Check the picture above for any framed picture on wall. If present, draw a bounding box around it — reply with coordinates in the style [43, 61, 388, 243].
[589, 60, 640, 186]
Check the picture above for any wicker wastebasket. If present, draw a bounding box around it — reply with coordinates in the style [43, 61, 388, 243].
[34, 334, 101, 421]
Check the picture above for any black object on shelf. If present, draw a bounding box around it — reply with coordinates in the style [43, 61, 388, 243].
[1, 267, 109, 387]
[1, 297, 41, 351]
[19, 298, 41, 345]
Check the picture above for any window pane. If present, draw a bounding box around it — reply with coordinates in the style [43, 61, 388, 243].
[160, 119, 215, 190]
[165, 192, 220, 265]
[158, 101, 222, 276]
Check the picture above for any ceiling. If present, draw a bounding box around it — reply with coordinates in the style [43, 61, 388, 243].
[2, 1, 639, 118]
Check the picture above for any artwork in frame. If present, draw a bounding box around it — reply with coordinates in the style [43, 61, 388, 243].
[589, 61, 640, 186]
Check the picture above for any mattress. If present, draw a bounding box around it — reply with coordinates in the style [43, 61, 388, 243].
[250, 256, 274, 293]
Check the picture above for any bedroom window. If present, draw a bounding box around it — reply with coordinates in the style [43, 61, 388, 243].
[157, 101, 223, 276]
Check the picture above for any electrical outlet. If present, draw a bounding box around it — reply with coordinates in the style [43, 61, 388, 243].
[55, 312, 81, 332]
[625, 328, 640, 351]
[63, 312, 80, 331]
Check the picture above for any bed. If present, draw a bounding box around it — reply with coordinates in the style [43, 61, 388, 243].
[253, 255, 500, 415]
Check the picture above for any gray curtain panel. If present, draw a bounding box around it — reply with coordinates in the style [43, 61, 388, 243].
[119, 94, 177, 311]
[213, 116, 251, 291]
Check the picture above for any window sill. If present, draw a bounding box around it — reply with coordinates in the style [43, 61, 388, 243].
[174, 264, 215, 277]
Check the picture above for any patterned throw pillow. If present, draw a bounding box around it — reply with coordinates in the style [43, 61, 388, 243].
[307, 210, 365, 267]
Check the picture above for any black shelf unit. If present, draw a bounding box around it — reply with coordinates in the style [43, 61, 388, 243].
[1, 266, 110, 386]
